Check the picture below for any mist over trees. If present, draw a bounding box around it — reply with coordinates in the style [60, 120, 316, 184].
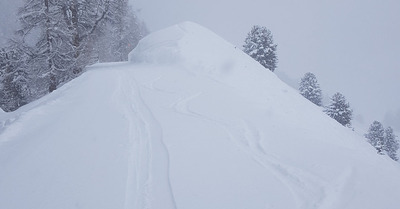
[0, 0, 147, 112]
[97, 0, 147, 62]
[296, 69, 399, 161]
[243, 25, 277, 72]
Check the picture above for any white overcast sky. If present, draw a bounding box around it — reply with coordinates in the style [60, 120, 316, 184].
[130, 0, 400, 131]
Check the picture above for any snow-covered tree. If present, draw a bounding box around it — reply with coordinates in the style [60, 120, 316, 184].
[365, 121, 385, 154]
[16, 0, 135, 93]
[324, 92, 352, 127]
[0, 46, 29, 111]
[17, 0, 75, 93]
[60, 0, 115, 75]
[3, 0, 146, 111]
[97, 0, 147, 62]
[243, 25, 277, 72]
[299, 72, 322, 106]
[0, 48, 6, 78]
[383, 127, 399, 161]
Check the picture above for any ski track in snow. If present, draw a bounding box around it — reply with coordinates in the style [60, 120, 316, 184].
[142, 75, 176, 94]
[113, 73, 149, 209]
[170, 92, 203, 116]
[169, 86, 355, 209]
[142, 76, 163, 92]
[116, 71, 177, 209]
[237, 121, 327, 209]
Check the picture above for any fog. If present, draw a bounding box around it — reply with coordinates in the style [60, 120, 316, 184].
[1, 0, 399, 131]
[131, 0, 400, 131]
[0, 0, 21, 46]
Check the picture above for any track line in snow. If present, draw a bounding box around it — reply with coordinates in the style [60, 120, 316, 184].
[142, 76, 163, 91]
[118, 71, 177, 209]
[169, 90, 331, 209]
[170, 92, 203, 117]
[141, 76, 175, 94]
[317, 167, 355, 209]
[113, 73, 151, 209]
[237, 121, 329, 209]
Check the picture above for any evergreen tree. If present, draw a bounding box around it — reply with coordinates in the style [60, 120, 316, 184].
[324, 92, 352, 127]
[365, 121, 385, 154]
[0, 48, 6, 77]
[0, 46, 29, 111]
[299, 72, 322, 106]
[1, 0, 146, 111]
[243, 25, 278, 72]
[383, 127, 399, 161]
[60, 0, 114, 75]
[15, 0, 128, 93]
[17, 0, 75, 93]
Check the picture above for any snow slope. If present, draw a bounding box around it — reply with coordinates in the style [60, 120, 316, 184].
[1, 22, 400, 209]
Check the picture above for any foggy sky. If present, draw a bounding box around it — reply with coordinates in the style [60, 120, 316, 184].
[0, 0, 21, 46]
[131, 0, 400, 131]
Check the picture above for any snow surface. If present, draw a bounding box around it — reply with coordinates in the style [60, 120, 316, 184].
[1, 21, 400, 209]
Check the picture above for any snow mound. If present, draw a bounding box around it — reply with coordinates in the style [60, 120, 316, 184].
[129, 21, 261, 76]
[129, 21, 238, 65]
[1, 22, 400, 209]
[130, 21, 282, 101]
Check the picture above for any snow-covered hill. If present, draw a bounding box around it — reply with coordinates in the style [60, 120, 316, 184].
[1, 22, 400, 209]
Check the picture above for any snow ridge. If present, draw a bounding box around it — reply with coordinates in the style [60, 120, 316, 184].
[1, 22, 400, 209]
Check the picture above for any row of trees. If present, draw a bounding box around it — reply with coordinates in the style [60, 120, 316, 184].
[242, 26, 352, 128]
[242, 26, 398, 161]
[242, 26, 354, 128]
[242, 26, 354, 129]
[299, 72, 399, 160]
[299, 72, 353, 127]
[0, 0, 147, 112]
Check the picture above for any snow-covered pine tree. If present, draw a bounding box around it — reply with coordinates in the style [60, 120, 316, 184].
[299, 72, 322, 106]
[324, 92, 352, 127]
[243, 25, 278, 72]
[10, 0, 144, 109]
[0, 46, 29, 111]
[0, 48, 6, 78]
[16, 0, 115, 94]
[60, 0, 113, 75]
[365, 121, 385, 154]
[17, 0, 75, 93]
[383, 127, 399, 161]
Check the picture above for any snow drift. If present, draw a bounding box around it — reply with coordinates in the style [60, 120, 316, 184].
[1, 22, 400, 209]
